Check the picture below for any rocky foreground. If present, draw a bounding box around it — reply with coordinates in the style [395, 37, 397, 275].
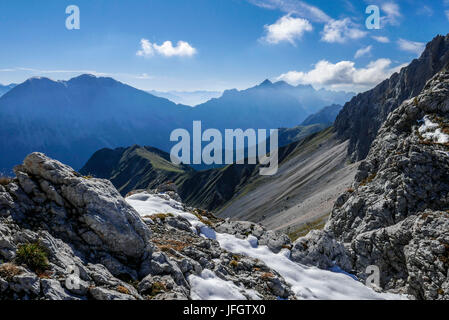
[0, 153, 297, 300]
[292, 67, 449, 300]
[0, 152, 402, 300]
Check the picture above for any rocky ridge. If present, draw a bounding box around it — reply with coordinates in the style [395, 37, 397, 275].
[292, 66, 449, 300]
[0, 153, 294, 300]
[335, 33, 449, 161]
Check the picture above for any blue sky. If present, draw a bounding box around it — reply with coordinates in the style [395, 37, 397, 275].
[0, 0, 448, 92]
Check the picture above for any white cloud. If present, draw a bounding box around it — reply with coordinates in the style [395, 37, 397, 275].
[276, 58, 406, 92]
[136, 39, 155, 57]
[445, 10, 449, 21]
[248, 0, 331, 23]
[354, 45, 372, 59]
[321, 18, 367, 43]
[372, 35, 390, 43]
[137, 39, 197, 58]
[263, 15, 313, 45]
[381, 2, 402, 26]
[397, 38, 425, 56]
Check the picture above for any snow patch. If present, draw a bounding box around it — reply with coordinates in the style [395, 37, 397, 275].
[200, 227, 404, 300]
[189, 269, 256, 300]
[127, 192, 407, 300]
[418, 116, 449, 144]
[126, 192, 202, 232]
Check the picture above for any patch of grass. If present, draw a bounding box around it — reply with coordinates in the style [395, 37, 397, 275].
[287, 214, 329, 242]
[145, 213, 174, 221]
[0, 176, 12, 186]
[82, 175, 94, 180]
[231, 254, 241, 261]
[421, 212, 431, 220]
[360, 173, 377, 186]
[71, 171, 81, 177]
[153, 239, 189, 252]
[193, 212, 213, 227]
[229, 260, 239, 268]
[16, 242, 49, 272]
[0, 263, 23, 280]
[347, 188, 355, 193]
[136, 148, 186, 173]
[116, 285, 130, 295]
[261, 272, 274, 280]
[36, 270, 52, 279]
[150, 281, 167, 297]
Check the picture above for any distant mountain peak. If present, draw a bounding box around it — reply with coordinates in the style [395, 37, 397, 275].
[259, 79, 273, 86]
[67, 74, 119, 87]
[25, 76, 55, 83]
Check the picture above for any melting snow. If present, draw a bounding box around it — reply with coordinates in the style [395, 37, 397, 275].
[127, 192, 407, 300]
[189, 269, 262, 300]
[418, 116, 449, 144]
[126, 192, 201, 232]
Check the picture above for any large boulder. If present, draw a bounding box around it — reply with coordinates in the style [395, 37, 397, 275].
[12, 152, 151, 260]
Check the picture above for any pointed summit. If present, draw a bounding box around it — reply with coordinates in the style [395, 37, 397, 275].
[259, 79, 273, 87]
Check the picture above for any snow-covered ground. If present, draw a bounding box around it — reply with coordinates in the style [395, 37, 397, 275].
[189, 269, 262, 300]
[419, 116, 449, 144]
[126, 192, 407, 300]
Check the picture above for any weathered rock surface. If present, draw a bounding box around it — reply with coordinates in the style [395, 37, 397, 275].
[335, 33, 449, 161]
[0, 153, 295, 300]
[292, 67, 449, 299]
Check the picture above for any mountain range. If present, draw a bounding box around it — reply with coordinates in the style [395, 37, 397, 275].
[148, 90, 222, 106]
[0, 83, 16, 97]
[187, 80, 352, 131]
[0, 74, 352, 173]
[80, 33, 449, 238]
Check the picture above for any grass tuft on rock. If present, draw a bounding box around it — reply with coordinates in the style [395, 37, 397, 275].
[0, 263, 23, 280]
[16, 242, 49, 272]
[0, 176, 12, 186]
[150, 281, 167, 297]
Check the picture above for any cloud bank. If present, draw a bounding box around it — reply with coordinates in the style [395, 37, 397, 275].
[276, 59, 407, 92]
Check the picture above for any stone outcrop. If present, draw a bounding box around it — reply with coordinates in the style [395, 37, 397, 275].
[335, 33, 449, 161]
[292, 67, 449, 299]
[0, 153, 294, 300]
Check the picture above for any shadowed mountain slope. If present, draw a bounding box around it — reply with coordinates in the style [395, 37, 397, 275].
[335, 33, 449, 161]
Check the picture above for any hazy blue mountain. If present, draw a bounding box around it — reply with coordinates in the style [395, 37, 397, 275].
[301, 104, 343, 126]
[0, 75, 190, 172]
[0, 83, 16, 97]
[149, 90, 222, 106]
[188, 80, 354, 131]
[0, 75, 353, 173]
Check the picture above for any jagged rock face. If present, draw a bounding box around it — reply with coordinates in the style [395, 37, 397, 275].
[12, 152, 152, 260]
[335, 34, 449, 161]
[292, 68, 449, 299]
[0, 153, 294, 300]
